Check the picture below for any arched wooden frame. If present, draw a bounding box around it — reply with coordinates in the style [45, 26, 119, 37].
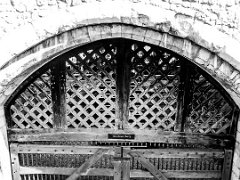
[6, 39, 239, 180]
[5, 39, 238, 145]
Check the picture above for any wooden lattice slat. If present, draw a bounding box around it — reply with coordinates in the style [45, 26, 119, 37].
[9, 70, 53, 129]
[65, 43, 117, 129]
[7, 39, 237, 137]
[128, 43, 181, 130]
[186, 71, 233, 134]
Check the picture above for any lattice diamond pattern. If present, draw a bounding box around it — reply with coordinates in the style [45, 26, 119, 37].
[187, 72, 233, 134]
[10, 70, 53, 129]
[7, 39, 236, 136]
[66, 44, 117, 128]
[128, 44, 181, 130]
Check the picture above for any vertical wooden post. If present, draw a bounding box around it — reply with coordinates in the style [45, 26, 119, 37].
[113, 161, 122, 180]
[122, 147, 130, 180]
[122, 160, 130, 180]
[176, 61, 192, 132]
[230, 107, 239, 136]
[221, 149, 233, 180]
[116, 40, 130, 130]
[10, 144, 20, 180]
[51, 60, 66, 129]
[113, 147, 122, 180]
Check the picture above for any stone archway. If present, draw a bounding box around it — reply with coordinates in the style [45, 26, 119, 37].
[0, 2, 240, 179]
[0, 23, 240, 180]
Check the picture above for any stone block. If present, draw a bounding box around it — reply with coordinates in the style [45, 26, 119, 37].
[232, 72, 240, 84]
[122, 25, 134, 39]
[230, 70, 239, 81]
[191, 44, 200, 59]
[165, 35, 174, 49]
[144, 29, 162, 46]
[111, 24, 122, 38]
[87, 25, 103, 42]
[159, 33, 169, 48]
[197, 48, 211, 61]
[131, 27, 146, 42]
[219, 61, 233, 77]
[67, 27, 90, 45]
[207, 55, 218, 70]
[182, 39, 192, 59]
[171, 37, 184, 53]
[234, 76, 240, 86]
[101, 25, 112, 39]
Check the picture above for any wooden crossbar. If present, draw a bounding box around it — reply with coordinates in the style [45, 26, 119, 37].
[66, 148, 108, 180]
[128, 151, 169, 180]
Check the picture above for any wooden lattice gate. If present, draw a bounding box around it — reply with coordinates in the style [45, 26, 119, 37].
[6, 39, 238, 180]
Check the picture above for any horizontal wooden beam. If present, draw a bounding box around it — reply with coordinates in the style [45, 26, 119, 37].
[12, 143, 114, 155]
[19, 167, 222, 179]
[130, 149, 224, 159]
[8, 128, 234, 148]
[11, 143, 224, 159]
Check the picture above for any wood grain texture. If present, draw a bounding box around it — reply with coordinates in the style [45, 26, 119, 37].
[129, 151, 169, 180]
[66, 148, 109, 180]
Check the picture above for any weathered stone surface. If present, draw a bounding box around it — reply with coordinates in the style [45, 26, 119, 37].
[144, 29, 162, 46]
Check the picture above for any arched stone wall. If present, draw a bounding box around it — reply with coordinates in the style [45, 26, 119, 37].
[0, 23, 240, 180]
[0, 1, 240, 180]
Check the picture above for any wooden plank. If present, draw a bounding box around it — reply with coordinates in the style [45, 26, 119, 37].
[113, 146, 122, 180]
[10, 144, 21, 180]
[221, 149, 233, 180]
[131, 170, 222, 179]
[66, 148, 108, 180]
[19, 167, 221, 179]
[20, 167, 113, 176]
[116, 39, 130, 130]
[129, 151, 168, 180]
[15, 143, 223, 158]
[176, 61, 191, 132]
[122, 147, 130, 180]
[130, 148, 224, 159]
[50, 59, 66, 128]
[16, 144, 114, 155]
[9, 128, 234, 148]
[113, 161, 121, 180]
[122, 160, 130, 180]
[229, 107, 239, 135]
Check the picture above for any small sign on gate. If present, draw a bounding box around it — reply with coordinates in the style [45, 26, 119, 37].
[108, 133, 135, 139]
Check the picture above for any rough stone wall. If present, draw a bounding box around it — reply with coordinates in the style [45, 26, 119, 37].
[0, 0, 240, 42]
[0, 0, 240, 63]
